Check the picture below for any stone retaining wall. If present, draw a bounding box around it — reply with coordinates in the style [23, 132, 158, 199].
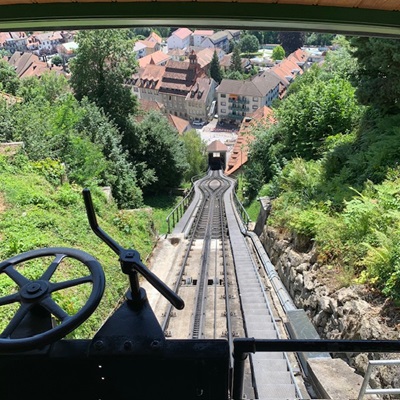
[260, 226, 400, 398]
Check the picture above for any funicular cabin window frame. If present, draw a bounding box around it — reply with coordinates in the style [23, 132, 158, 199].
[1, 1, 400, 399]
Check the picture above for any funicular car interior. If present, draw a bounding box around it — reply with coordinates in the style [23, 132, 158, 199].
[1, 1, 400, 399]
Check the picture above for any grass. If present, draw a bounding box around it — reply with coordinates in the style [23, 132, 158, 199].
[245, 198, 262, 222]
[143, 193, 183, 235]
[0, 155, 157, 338]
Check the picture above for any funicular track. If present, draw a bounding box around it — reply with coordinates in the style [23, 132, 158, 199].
[161, 171, 238, 346]
[152, 170, 302, 399]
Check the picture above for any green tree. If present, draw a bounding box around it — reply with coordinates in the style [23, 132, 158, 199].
[180, 129, 207, 181]
[0, 49, 10, 58]
[305, 33, 335, 46]
[75, 97, 143, 208]
[18, 72, 69, 104]
[51, 55, 63, 66]
[276, 76, 360, 160]
[0, 98, 16, 142]
[279, 32, 305, 56]
[224, 70, 245, 81]
[230, 45, 242, 73]
[69, 29, 138, 128]
[322, 36, 358, 80]
[271, 45, 285, 61]
[239, 34, 260, 56]
[247, 30, 265, 45]
[0, 59, 19, 95]
[351, 36, 400, 114]
[126, 111, 189, 194]
[210, 50, 223, 84]
[264, 32, 279, 44]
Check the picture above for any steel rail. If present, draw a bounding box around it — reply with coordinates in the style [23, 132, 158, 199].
[191, 173, 229, 339]
[161, 174, 211, 333]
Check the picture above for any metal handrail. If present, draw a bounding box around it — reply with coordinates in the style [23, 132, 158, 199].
[165, 172, 206, 234]
[233, 339, 400, 400]
[358, 359, 400, 399]
[233, 191, 251, 230]
[165, 187, 195, 234]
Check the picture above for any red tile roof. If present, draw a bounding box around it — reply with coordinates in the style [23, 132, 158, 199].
[207, 140, 228, 153]
[146, 31, 162, 44]
[7, 51, 63, 79]
[136, 99, 189, 134]
[138, 50, 170, 68]
[169, 114, 190, 134]
[193, 30, 214, 36]
[225, 106, 275, 176]
[138, 39, 158, 49]
[172, 28, 193, 40]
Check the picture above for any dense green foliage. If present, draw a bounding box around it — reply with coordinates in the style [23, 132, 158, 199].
[0, 59, 20, 95]
[271, 45, 285, 61]
[304, 33, 335, 46]
[0, 29, 200, 210]
[239, 34, 260, 56]
[230, 46, 243, 73]
[180, 129, 207, 182]
[245, 36, 400, 300]
[210, 50, 223, 84]
[351, 37, 400, 114]
[125, 111, 189, 194]
[70, 29, 138, 128]
[279, 32, 305, 56]
[0, 154, 157, 337]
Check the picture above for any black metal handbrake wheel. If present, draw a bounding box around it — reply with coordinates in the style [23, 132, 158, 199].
[0, 247, 105, 352]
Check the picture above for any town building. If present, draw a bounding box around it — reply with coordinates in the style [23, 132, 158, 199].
[192, 30, 214, 47]
[200, 31, 230, 53]
[138, 50, 170, 69]
[167, 28, 193, 50]
[1, 32, 27, 54]
[186, 76, 218, 123]
[159, 53, 205, 119]
[134, 39, 161, 59]
[130, 52, 217, 123]
[225, 106, 275, 176]
[130, 64, 166, 102]
[7, 51, 64, 78]
[216, 73, 280, 125]
[31, 31, 64, 55]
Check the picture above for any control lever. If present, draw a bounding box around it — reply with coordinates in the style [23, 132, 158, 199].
[82, 188, 184, 310]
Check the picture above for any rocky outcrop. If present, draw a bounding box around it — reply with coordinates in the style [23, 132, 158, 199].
[261, 226, 400, 397]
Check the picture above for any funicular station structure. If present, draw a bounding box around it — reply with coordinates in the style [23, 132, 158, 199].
[1, 1, 400, 399]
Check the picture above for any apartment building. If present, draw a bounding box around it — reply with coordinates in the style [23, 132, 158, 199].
[216, 73, 280, 124]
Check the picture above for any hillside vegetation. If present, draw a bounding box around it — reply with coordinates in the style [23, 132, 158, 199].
[0, 29, 208, 338]
[244, 36, 400, 301]
[0, 153, 159, 337]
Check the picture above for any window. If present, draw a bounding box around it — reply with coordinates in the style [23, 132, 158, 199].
[252, 105, 258, 109]
[221, 102, 226, 106]
[221, 109, 226, 114]
[221, 94, 226, 98]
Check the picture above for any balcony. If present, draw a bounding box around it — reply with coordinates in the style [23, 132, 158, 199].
[229, 104, 249, 112]
[227, 113, 244, 120]
[228, 97, 249, 104]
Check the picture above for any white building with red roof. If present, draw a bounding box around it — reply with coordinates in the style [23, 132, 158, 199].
[167, 28, 193, 51]
[146, 31, 162, 45]
[192, 30, 214, 47]
[134, 39, 161, 59]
